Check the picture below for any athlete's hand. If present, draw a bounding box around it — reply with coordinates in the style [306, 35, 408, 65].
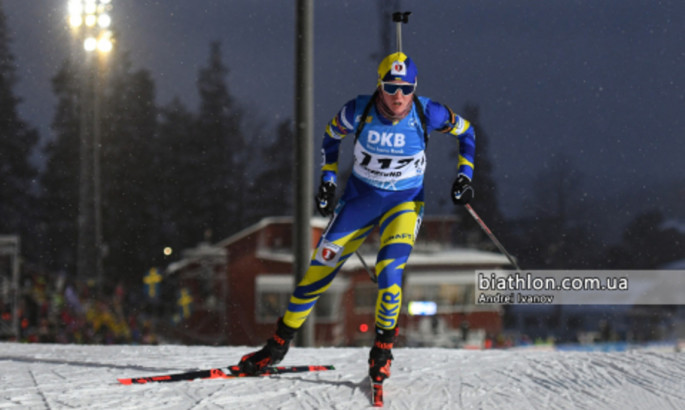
[315, 181, 336, 217]
[451, 174, 474, 205]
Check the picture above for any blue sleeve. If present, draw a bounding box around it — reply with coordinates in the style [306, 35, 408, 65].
[320, 99, 357, 184]
[423, 100, 476, 180]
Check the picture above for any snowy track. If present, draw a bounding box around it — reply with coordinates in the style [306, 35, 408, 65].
[1, 343, 683, 409]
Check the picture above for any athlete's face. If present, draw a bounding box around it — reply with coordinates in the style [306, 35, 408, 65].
[379, 80, 415, 116]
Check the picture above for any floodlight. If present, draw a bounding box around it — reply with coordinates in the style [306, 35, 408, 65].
[68, 0, 115, 53]
[85, 14, 97, 27]
[69, 15, 83, 28]
[84, 2, 97, 15]
[67, 0, 83, 17]
[98, 14, 111, 28]
[97, 37, 113, 53]
[84, 36, 97, 52]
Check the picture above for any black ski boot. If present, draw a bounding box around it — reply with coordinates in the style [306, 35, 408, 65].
[368, 326, 398, 384]
[238, 318, 297, 375]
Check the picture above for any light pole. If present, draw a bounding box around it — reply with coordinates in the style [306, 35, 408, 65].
[67, 0, 114, 295]
[294, 0, 314, 347]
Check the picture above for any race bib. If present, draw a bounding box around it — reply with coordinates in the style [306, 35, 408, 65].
[352, 143, 426, 190]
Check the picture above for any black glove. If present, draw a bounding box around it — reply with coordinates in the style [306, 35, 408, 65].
[451, 175, 474, 205]
[315, 181, 336, 217]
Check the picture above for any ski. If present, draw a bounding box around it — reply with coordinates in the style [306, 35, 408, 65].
[118, 364, 335, 385]
[371, 379, 384, 407]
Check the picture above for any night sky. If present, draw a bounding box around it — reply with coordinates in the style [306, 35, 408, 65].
[3, 1, 684, 236]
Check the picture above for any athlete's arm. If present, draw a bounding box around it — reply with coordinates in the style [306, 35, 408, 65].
[424, 100, 476, 180]
[320, 99, 357, 185]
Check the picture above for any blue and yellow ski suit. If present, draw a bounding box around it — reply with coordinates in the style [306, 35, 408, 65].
[282, 94, 476, 331]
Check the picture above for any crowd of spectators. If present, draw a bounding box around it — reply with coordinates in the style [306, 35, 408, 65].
[1, 272, 159, 345]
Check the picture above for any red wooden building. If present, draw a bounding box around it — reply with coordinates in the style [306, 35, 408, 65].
[164, 216, 512, 348]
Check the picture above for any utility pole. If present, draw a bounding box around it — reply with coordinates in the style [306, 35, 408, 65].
[294, 0, 314, 347]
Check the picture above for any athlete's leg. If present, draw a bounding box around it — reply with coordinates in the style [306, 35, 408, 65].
[282, 186, 382, 329]
[239, 193, 380, 374]
[374, 199, 424, 330]
[368, 198, 423, 383]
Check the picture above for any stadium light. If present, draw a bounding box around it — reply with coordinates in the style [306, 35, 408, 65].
[67, 0, 114, 54]
[98, 39, 113, 53]
[98, 13, 111, 28]
[85, 14, 97, 27]
[67, 0, 83, 21]
[67, 0, 114, 295]
[83, 36, 97, 52]
[69, 15, 83, 28]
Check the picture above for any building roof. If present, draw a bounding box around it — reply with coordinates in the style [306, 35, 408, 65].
[167, 216, 514, 275]
[255, 246, 511, 271]
[215, 216, 330, 249]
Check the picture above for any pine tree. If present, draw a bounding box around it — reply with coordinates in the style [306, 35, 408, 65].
[40, 61, 81, 271]
[195, 41, 247, 241]
[247, 119, 294, 221]
[0, 4, 39, 250]
[156, 98, 205, 251]
[100, 54, 160, 284]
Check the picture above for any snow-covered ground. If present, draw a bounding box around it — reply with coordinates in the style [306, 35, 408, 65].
[1, 342, 684, 409]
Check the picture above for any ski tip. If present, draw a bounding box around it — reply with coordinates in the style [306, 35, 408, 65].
[312, 365, 336, 371]
[117, 378, 133, 385]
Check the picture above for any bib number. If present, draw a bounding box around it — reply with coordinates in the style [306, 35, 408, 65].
[353, 144, 426, 188]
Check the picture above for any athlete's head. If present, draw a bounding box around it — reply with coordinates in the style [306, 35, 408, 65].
[377, 52, 418, 86]
[377, 52, 417, 119]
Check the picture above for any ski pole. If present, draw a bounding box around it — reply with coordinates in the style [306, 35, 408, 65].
[464, 204, 521, 271]
[392, 11, 411, 53]
[355, 250, 376, 283]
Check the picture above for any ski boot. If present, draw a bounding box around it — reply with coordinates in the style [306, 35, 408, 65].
[238, 318, 297, 375]
[369, 326, 398, 383]
[368, 326, 398, 407]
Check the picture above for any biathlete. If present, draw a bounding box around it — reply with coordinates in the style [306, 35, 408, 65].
[238, 52, 476, 385]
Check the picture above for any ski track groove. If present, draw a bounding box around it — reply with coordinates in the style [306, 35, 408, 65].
[601, 354, 681, 404]
[455, 374, 463, 409]
[50, 368, 69, 382]
[53, 399, 78, 409]
[29, 367, 52, 410]
[298, 381, 329, 410]
[495, 364, 544, 408]
[184, 383, 225, 410]
[293, 373, 365, 409]
[543, 355, 611, 409]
